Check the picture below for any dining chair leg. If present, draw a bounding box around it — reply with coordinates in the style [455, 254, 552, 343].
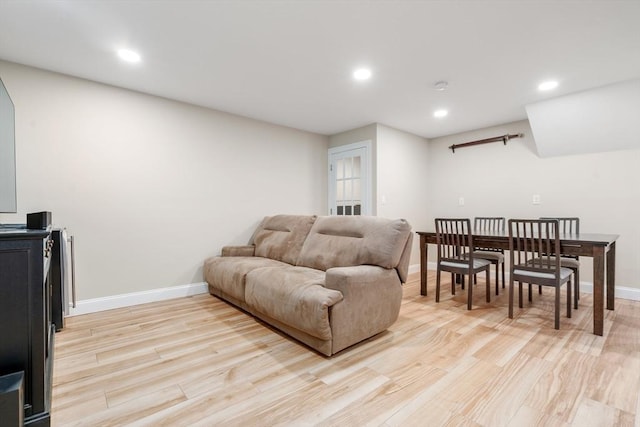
[528, 283, 533, 302]
[574, 268, 579, 309]
[576, 260, 580, 301]
[554, 285, 560, 330]
[508, 277, 514, 319]
[467, 269, 473, 310]
[450, 273, 455, 295]
[436, 270, 441, 303]
[495, 263, 499, 296]
[567, 280, 572, 318]
[518, 282, 523, 308]
[486, 268, 491, 303]
[501, 262, 505, 289]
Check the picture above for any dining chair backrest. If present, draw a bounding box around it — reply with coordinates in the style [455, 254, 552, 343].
[474, 217, 505, 253]
[540, 217, 580, 260]
[508, 219, 562, 277]
[474, 217, 505, 233]
[435, 218, 474, 267]
[540, 217, 579, 235]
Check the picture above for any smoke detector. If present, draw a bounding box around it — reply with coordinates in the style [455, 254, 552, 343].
[433, 81, 449, 91]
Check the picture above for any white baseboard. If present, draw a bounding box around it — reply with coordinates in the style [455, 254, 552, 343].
[579, 283, 640, 301]
[67, 264, 640, 317]
[413, 262, 640, 302]
[68, 282, 209, 316]
[613, 286, 640, 301]
[408, 263, 421, 275]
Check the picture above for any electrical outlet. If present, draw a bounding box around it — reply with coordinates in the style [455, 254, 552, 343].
[458, 197, 465, 206]
[532, 194, 541, 205]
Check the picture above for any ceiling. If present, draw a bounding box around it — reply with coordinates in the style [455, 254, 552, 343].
[0, 1, 639, 139]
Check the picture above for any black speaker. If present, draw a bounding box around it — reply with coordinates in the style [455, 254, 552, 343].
[26, 211, 51, 229]
[0, 371, 24, 427]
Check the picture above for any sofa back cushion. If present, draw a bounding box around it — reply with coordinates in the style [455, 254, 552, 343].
[253, 215, 317, 265]
[297, 216, 411, 271]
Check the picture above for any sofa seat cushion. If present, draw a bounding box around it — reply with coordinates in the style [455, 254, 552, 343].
[204, 256, 290, 303]
[245, 266, 343, 341]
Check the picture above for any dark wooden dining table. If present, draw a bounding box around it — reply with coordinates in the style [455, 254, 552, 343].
[416, 230, 619, 336]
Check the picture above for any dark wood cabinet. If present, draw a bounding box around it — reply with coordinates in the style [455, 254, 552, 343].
[50, 229, 66, 332]
[0, 227, 55, 426]
[0, 371, 25, 426]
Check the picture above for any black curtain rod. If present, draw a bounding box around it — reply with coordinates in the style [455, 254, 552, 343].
[449, 133, 524, 153]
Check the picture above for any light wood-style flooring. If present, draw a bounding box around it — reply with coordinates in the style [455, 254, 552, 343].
[52, 272, 640, 426]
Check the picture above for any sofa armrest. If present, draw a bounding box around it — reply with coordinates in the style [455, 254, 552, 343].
[396, 232, 413, 284]
[324, 265, 402, 354]
[221, 245, 255, 257]
[325, 265, 398, 294]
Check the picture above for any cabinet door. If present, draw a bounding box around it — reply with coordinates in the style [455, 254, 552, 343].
[0, 237, 47, 419]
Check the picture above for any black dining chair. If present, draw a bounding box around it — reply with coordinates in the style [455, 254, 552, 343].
[508, 219, 573, 329]
[435, 218, 491, 310]
[468, 217, 506, 295]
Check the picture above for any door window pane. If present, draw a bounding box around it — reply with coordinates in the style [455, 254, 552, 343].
[353, 178, 361, 201]
[344, 180, 352, 202]
[353, 156, 361, 178]
[347, 157, 354, 179]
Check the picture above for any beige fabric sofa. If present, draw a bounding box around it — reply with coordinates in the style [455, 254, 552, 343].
[203, 214, 413, 356]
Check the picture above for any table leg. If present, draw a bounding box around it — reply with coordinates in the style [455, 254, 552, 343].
[420, 234, 428, 296]
[607, 241, 616, 311]
[592, 245, 605, 336]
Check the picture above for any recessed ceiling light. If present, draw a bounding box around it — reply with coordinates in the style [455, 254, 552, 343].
[117, 48, 141, 63]
[538, 80, 558, 91]
[353, 68, 372, 81]
[433, 109, 448, 118]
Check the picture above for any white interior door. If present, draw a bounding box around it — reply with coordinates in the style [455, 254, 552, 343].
[328, 141, 372, 216]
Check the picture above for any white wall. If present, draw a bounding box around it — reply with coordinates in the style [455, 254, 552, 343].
[427, 119, 640, 289]
[0, 60, 328, 300]
[376, 124, 429, 268]
[328, 123, 377, 148]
